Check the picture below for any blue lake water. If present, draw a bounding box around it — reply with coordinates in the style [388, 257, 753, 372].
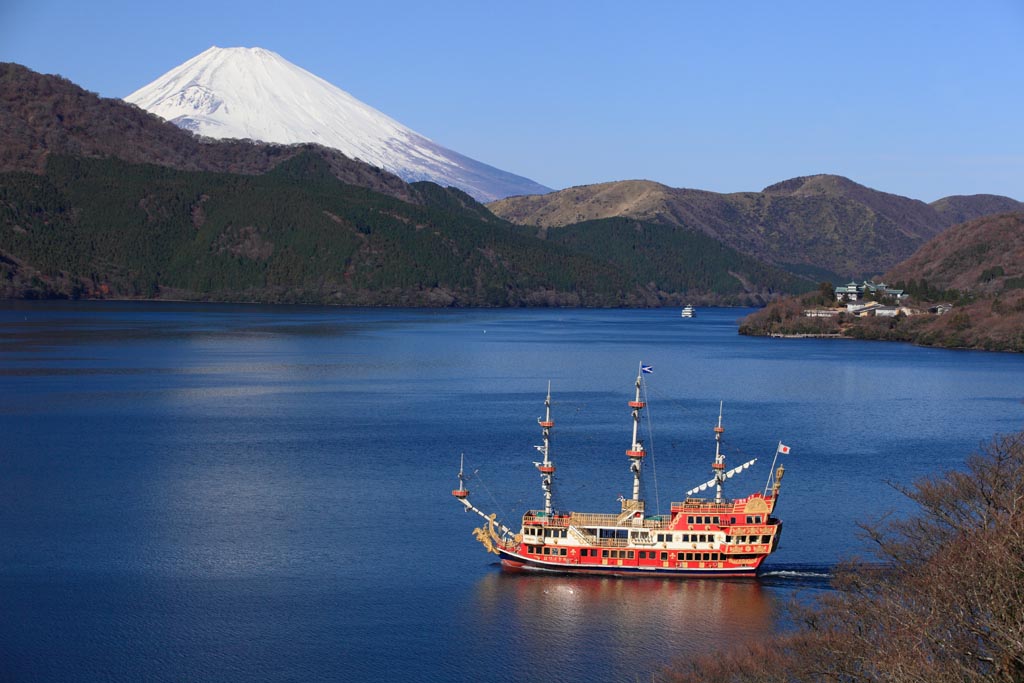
[1, 302, 1022, 682]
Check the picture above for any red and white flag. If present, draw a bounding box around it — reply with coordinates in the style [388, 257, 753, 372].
[778, 443, 791, 454]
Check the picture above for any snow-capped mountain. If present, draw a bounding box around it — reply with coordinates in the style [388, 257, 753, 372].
[124, 46, 550, 202]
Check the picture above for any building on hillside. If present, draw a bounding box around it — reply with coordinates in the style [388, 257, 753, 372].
[803, 308, 841, 318]
[834, 281, 906, 302]
[847, 301, 882, 316]
[846, 302, 904, 318]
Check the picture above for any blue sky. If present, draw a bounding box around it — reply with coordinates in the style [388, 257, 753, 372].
[2, 0, 1022, 201]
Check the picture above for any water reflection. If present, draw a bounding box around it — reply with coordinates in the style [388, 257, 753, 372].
[469, 570, 776, 681]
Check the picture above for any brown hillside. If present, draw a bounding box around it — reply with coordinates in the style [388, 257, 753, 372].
[490, 174, 976, 278]
[740, 212, 1024, 352]
[487, 180, 673, 228]
[0, 62, 417, 203]
[885, 212, 1024, 294]
[930, 194, 1024, 226]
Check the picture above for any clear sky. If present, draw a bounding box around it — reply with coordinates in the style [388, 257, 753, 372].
[2, 0, 1022, 202]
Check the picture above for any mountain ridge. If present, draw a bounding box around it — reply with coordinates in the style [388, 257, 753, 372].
[0, 61, 429, 204]
[489, 175, 1024, 279]
[0, 151, 798, 305]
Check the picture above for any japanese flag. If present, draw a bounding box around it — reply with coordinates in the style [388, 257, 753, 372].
[778, 443, 791, 454]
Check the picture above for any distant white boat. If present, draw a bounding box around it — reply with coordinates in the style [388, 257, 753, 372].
[681, 305, 696, 318]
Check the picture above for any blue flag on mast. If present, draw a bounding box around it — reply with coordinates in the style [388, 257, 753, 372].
[641, 364, 653, 374]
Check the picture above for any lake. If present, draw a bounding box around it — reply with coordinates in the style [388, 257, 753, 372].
[1, 302, 1022, 682]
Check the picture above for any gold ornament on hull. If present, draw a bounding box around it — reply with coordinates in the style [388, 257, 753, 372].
[472, 514, 502, 555]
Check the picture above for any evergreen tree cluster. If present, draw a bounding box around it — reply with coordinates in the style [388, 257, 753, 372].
[0, 152, 807, 306]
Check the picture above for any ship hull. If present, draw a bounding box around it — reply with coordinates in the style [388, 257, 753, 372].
[498, 548, 763, 578]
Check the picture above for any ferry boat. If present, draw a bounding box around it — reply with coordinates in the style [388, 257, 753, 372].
[452, 365, 788, 577]
[681, 305, 696, 318]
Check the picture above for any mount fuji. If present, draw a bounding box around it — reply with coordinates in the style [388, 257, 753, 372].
[124, 46, 550, 202]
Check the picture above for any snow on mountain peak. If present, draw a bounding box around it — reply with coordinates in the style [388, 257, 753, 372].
[124, 46, 549, 202]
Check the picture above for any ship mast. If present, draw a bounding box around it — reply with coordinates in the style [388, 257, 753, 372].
[626, 365, 647, 502]
[712, 402, 727, 503]
[535, 382, 556, 515]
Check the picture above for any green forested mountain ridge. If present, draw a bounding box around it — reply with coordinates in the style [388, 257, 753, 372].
[0, 153, 797, 305]
[543, 217, 802, 296]
[489, 175, 1024, 280]
[0, 62, 802, 305]
[0, 153, 586, 304]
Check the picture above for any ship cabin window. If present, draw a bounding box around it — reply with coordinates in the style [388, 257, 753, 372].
[676, 552, 685, 561]
[702, 553, 710, 561]
[761, 535, 772, 544]
[628, 551, 635, 559]
[686, 516, 694, 524]
[684, 552, 694, 561]
[560, 548, 567, 556]
[713, 516, 720, 525]
[656, 533, 674, 542]
[730, 516, 737, 524]
[660, 552, 668, 561]
[601, 549, 609, 558]
[698, 534, 707, 542]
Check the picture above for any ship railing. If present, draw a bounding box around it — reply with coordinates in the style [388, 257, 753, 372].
[566, 512, 671, 530]
[729, 525, 776, 536]
[569, 512, 624, 527]
[523, 512, 572, 527]
[723, 543, 771, 555]
[671, 499, 736, 511]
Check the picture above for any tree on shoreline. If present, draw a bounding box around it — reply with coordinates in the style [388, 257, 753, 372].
[664, 431, 1024, 683]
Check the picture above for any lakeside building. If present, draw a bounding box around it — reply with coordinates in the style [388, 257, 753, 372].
[834, 281, 906, 302]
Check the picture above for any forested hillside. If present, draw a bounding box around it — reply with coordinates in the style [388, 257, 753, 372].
[736, 213, 1024, 352]
[490, 175, 1024, 280]
[0, 153, 615, 305]
[1, 152, 797, 305]
[0, 62, 812, 307]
